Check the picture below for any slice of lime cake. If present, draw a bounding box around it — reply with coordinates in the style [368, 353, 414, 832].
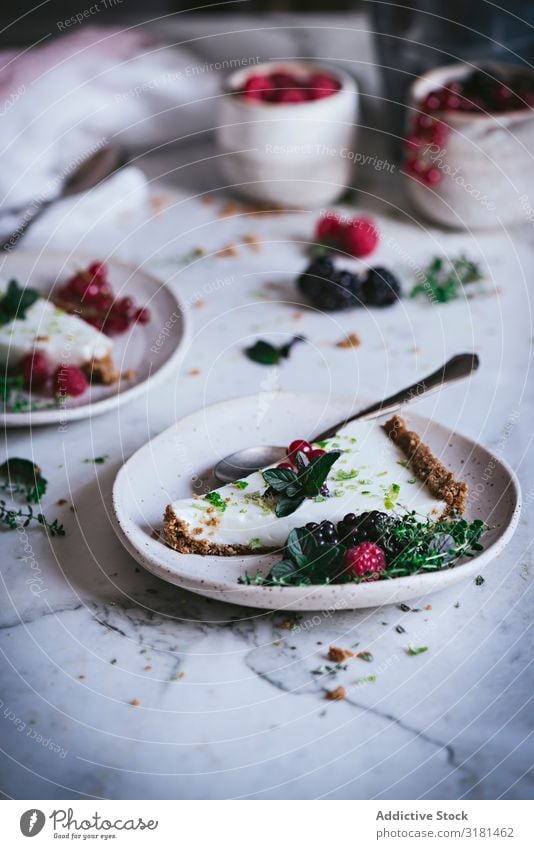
[163, 415, 467, 555]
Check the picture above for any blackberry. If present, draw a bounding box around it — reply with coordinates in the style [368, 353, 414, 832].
[297, 256, 363, 312]
[363, 267, 401, 307]
[337, 511, 399, 547]
[306, 519, 339, 546]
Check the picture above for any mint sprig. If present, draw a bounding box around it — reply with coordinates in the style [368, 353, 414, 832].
[0, 279, 40, 325]
[262, 450, 341, 517]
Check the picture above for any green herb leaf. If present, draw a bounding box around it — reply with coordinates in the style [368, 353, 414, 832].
[262, 450, 341, 518]
[232, 480, 249, 490]
[410, 254, 483, 304]
[357, 651, 373, 662]
[406, 646, 428, 656]
[244, 336, 305, 366]
[0, 499, 64, 535]
[475, 575, 485, 586]
[204, 491, 227, 511]
[0, 279, 40, 325]
[249, 537, 262, 550]
[0, 458, 47, 504]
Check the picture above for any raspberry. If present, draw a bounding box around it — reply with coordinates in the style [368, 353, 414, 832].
[343, 542, 386, 580]
[54, 365, 88, 398]
[342, 217, 379, 258]
[19, 352, 49, 390]
[315, 212, 344, 242]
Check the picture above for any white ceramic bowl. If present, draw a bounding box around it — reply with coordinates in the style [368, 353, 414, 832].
[216, 61, 359, 208]
[406, 63, 534, 229]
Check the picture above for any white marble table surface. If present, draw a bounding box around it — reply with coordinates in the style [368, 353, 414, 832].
[1, 18, 533, 801]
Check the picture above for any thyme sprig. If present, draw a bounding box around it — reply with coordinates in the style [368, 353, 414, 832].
[410, 254, 483, 303]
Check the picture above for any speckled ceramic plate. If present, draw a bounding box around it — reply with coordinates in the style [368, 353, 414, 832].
[111, 393, 521, 611]
[0, 251, 190, 426]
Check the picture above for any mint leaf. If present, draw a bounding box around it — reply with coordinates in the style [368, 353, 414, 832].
[275, 494, 305, 517]
[245, 336, 305, 366]
[300, 451, 341, 495]
[263, 467, 297, 492]
[0, 279, 40, 325]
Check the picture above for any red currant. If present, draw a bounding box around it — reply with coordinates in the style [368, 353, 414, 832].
[307, 448, 326, 461]
[277, 462, 295, 470]
[134, 307, 150, 325]
[87, 261, 108, 278]
[287, 439, 312, 463]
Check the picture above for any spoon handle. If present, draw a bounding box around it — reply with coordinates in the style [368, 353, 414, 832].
[314, 353, 479, 442]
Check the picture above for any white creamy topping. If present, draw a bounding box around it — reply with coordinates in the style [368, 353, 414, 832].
[0, 296, 112, 368]
[169, 420, 448, 549]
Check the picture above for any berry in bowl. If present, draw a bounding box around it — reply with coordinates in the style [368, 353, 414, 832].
[216, 61, 358, 208]
[404, 63, 534, 228]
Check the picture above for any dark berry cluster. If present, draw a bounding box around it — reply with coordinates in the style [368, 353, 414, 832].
[305, 520, 339, 545]
[297, 255, 401, 311]
[337, 510, 404, 558]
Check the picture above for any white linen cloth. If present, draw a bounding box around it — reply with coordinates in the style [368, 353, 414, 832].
[0, 27, 219, 244]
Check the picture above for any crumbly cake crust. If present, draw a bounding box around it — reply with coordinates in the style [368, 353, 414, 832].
[382, 415, 468, 516]
[163, 415, 469, 556]
[163, 505, 269, 555]
[82, 353, 119, 385]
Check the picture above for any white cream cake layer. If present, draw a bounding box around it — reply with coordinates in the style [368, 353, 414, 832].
[167, 420, 448, 550]
[0, 297, 112, 368]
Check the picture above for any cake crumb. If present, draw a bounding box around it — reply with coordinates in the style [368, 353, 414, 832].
[218, 201, 242, 218]
[130, 699, 141, 707]
[328, 646, 354, 662]
[425, 604, 432, 610]
[189, 369, 201, 376]
[215, 244, 239, 258]
[193, 298, 206, 309]
[336, 332, 361, 349]
[56, 499, 67, 506]
[78, 674, 85, 680]
[325, 686, 346, 701]
[243, 233, 261, 252]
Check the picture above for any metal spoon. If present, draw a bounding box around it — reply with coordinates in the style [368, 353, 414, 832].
[1, 145, 126, 252]
[214, 353, 479, 484]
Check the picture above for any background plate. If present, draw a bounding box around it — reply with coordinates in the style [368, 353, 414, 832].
[0, 250, 190, 426]
[111, 392, 521, 611]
